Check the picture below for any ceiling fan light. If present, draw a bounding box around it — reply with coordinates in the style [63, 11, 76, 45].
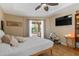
[44, 6, 48, 11]
[42, 4, 47, 7]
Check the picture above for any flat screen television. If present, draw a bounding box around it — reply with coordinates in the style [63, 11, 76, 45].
[55, 15, 72, 26]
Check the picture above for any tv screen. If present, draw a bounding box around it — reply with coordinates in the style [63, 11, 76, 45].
[55, 15, 72, 26]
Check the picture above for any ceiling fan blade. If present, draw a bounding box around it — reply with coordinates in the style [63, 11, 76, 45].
[35, 5, 41, 10]
[44, 6, 49, 11]
[46, 3, 58, 6]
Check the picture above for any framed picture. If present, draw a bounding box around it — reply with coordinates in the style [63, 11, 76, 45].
[6, 21, 22, 27]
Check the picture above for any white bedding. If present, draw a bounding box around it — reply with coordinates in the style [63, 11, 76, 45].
[0, 37, 53, 56]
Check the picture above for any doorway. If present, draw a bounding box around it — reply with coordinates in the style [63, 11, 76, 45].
[29, 20, 44, 38]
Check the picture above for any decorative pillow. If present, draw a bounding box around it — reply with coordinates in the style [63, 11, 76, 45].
[0, 30, 5, 38]
[10, 36, 19, 47]
[15, 36, 26, 43]
[1, 34, 12, 44]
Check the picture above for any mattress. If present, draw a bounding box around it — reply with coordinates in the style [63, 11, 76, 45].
[0, 37, 53, 56]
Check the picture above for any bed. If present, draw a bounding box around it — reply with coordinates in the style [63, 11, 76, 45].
[0, 36, 53, 56]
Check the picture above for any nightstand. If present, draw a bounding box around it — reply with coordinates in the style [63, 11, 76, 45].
[65, 36, 75, 48]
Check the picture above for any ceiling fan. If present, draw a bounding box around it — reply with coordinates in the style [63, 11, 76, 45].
[35, 3, 59, 11]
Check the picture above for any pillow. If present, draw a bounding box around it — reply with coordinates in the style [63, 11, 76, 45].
[10, 36, 19, 47]
[15, 36, 26, 43]
[0, 30, 5, 38]
[1, 34, 12, 44]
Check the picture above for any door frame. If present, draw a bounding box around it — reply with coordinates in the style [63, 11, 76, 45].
[29, 20, 44, 38]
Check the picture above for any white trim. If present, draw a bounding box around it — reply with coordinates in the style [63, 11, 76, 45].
[29, 20, 32, 37]
[29, 20, 44, 38]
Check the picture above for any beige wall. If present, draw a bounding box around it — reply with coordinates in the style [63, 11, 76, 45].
[48, 4, 79, 45]
[44, 17, 52, 38]
[4, 14, 28, 37]
[3, 14, 46, 37]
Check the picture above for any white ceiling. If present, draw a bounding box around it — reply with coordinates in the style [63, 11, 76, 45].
[0, 3, 75, 17]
